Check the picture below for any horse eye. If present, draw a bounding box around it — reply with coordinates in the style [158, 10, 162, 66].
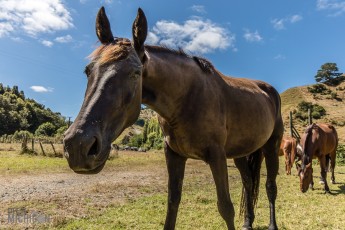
[131, 70, 141, 79]
[84, 64, 93, 77]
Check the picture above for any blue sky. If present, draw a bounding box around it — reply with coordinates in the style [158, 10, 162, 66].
[0, 0, 344, 119]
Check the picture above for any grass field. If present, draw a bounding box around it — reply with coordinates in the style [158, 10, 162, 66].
[0, 146, 344, 230]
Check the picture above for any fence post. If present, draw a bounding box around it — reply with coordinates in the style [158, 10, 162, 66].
[39, 141, 46, 156]
[289, 111, 293, 137]
[50, 141, 57, 157]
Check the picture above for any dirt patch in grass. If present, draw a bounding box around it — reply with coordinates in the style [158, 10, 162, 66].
[0, 150, 345, 229]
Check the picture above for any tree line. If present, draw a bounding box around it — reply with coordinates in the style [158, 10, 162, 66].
[0, 83, 68, 138]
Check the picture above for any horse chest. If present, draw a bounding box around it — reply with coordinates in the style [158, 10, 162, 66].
[159, 119, 214, 160]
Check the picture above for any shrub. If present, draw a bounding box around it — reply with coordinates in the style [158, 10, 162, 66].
[13, 130, 33, 141]
[129, 134, 144, 147]
[294, 101, 326, 121]
[35, 122, 56, 137]
[307, 84, 331, 95]
[336, 144, 345, 165]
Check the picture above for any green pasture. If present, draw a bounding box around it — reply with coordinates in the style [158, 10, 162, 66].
[0, 147, 344, 230]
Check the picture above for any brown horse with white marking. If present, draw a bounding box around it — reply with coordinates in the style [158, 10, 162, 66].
[63, 7, 283, 230]
[297, 123, 338, 193]
[279, 136, 302, 175]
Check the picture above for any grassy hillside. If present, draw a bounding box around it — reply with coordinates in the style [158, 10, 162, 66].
[281, 81, 345, 143]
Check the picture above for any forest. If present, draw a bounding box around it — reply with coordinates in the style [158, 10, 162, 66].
[0, 83, 68, 138]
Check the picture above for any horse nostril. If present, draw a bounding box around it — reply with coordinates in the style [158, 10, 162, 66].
[88, 137, 99, 157]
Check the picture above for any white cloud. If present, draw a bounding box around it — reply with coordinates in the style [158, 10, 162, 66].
[0, 21, 14, 37]
[30, 86, 54, 93]
[290, 14, 303, 23]
[316, 0, 345, 16]
[41, 40, 53, 47]
[191, 5, 206, 14]
[147, 18, 235, 54]
[0, 0, 73, 38]
[271, 14, 303, 30]
[243, 29, 263, 42]
[274, 54, 286, 60]
[55, 34, 73, 43]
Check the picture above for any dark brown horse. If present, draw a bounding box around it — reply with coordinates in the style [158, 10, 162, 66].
[279, 136, 302, 175]
[63, 7, 283, 230]
[297, 123, 338, 193]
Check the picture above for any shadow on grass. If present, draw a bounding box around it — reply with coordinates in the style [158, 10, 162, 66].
[331, 184, 345, 195]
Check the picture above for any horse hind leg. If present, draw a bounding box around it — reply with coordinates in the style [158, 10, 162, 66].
[262, 128, 282, 230]
[330, 152, 336, 184]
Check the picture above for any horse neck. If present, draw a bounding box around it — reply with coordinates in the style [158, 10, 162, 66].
[303, 128, 317, 163]
[142, 49, 210, 122]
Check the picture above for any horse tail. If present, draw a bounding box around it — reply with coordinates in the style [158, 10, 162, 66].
[239, 149, 263, 216]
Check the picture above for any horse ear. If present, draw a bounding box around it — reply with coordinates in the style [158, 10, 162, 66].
[96, 7, 114, 44]
[132, 8, 147, 59]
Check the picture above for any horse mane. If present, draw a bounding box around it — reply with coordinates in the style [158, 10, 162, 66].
[145, 45, 216, 74]
[89, 42, 216, 74]
[89, 38, 132, 65]
[302, 123, 318, 165]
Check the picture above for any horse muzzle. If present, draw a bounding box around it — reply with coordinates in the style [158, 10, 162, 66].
[63, 128, 108, 174]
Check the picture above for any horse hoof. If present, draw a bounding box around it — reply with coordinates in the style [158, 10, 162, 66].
[319, 180, 325, 185]
[242, 227, 252, 230]
[268, 225, 278, 230]
[331, 180, 336, 184]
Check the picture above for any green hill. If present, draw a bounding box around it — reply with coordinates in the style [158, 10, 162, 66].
[281, 81, 345, 143]
[0, 83, 67, 137]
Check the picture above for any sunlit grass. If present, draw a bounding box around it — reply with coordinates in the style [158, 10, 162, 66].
[53, 158, 345, 230]
[0, 151, 69, 174]
[1, 146, 344, 229]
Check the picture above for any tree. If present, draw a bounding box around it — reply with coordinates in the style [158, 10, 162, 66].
[35, 122, 56, 137]
[315, 63, 343, 86]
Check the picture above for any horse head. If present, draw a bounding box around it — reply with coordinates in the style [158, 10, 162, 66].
[63, 7, 148, 174]
[297, 124, 317, 192]
[296, 162, 313, 193]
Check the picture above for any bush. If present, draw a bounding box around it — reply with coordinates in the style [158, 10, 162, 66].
[35, 122, 56, 137]
[294, 101, 326, 121]
[307, 84, 331, 95]
[129, 134, 144, 147]
[336, 144, 345, 165]
[13, 130, 33, 141]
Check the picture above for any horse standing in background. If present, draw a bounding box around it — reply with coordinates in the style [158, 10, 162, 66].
[279, 136, 302, 175]
[297, 123, 338, 193]
[63, 7, 284, 230]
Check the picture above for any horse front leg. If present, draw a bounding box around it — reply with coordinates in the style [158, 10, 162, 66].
[164, 143, 187, 230]
[207, 146, 235, 230]
[234, 157, 254, 230]
[319, 156, 330, 193]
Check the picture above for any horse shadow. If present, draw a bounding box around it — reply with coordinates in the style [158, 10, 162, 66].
[314, 183, 345, 195]
[331, 184, 345, 195]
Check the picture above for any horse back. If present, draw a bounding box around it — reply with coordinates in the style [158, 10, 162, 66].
[317, 123, 338, 154]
